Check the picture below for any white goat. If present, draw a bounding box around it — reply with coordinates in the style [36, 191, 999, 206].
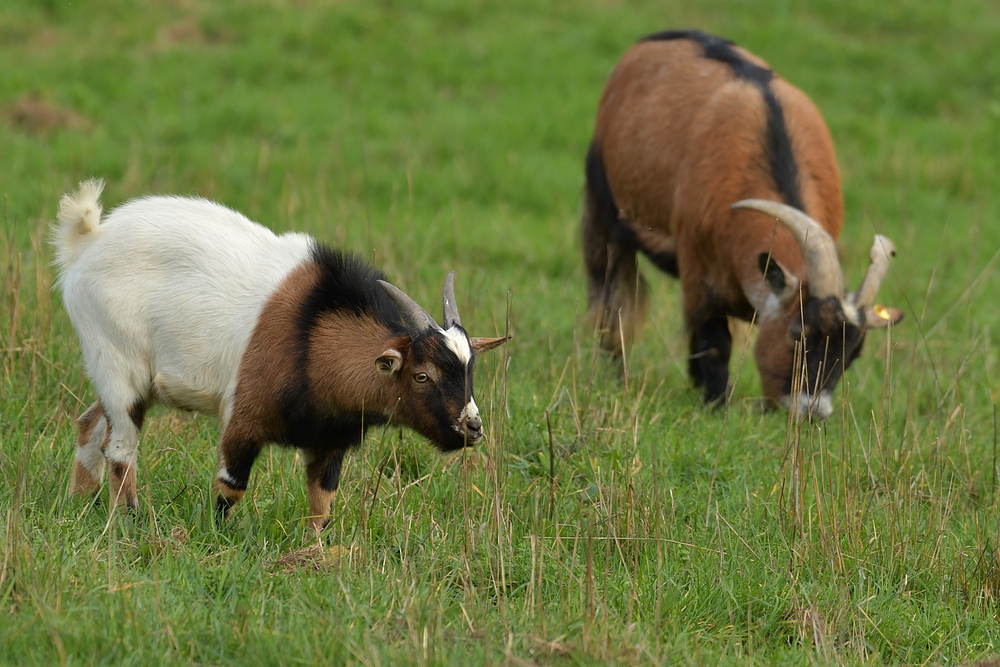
[54, 180, 506, 530]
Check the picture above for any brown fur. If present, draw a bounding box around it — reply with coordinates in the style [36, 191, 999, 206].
[307, 313, 405, 415]
[594, 39, 841, 320]
[469, 336, 509, 354]
[305, 448, 343, 533]
[226, 263, 410, 451]
[211, 263, 320, 520]
[213, 479, 245, 514]
[754, 299, 801, 402]
[72, 400, 139, 507]
[108, 460, 137, 508]
[585, 34, 845, 406]
[73, 460, 100, 496]
[220, 262, 418, 520]
[72, 401, 107, 495]
[226, 262, 321, 450]
[306, 483, 337, 533]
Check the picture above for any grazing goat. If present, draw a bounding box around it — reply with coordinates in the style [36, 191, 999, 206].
[583, 30, 902, 418]
[54, 180, 507, 530]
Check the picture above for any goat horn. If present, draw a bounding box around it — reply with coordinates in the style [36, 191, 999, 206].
[731, 199, 844, 299]
[377, 280, 438, 339]
[854, 234, 896, 308]
[442, 271, 462, 328]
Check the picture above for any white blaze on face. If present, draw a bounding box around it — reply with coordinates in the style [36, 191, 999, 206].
[781, 390, 834, 420]
[440, 326, 481, 436]
[462, 399, 480, 423]
[454, 399, 482, 436]
[441, 326, 472, 365]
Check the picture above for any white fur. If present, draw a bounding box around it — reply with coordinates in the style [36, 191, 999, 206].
[217, 466, 241, 488]
[442, 328, 479, 437]
[54, 179, 104, 269]
[76, 416, 108, 476]
[441, 326, 472, 365]
[841, 300, 861, 326]
[749, 273, 800, 319]
[454, 399, 482, 437]
[55, 182, 312, 465]
[781, 390, 834, 420]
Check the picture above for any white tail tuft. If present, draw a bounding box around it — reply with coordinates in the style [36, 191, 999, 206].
[54, 179, 105, 268]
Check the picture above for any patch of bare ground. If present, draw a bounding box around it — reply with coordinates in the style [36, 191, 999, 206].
[155, 17, 232, 48]
[3, 94, 88, 134]
[272, 543, 355, 573]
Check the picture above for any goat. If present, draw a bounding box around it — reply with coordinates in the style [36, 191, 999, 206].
[583, 29, 903, 418]
[54, 180, 507, 530]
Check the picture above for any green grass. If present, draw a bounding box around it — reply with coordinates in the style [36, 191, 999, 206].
[3, 0, 1000, 664]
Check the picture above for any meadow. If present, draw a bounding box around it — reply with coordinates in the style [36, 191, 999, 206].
[2, 0, 1000, 664]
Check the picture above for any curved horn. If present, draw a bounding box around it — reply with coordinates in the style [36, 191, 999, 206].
[854, 234, 896, 308]
[377, 280, 438, 339]
[731, 199, 844, 299]
[442, 271, 461, 328]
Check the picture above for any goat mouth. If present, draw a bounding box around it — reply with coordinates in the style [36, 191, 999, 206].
[455, 425, 484, 442]
[780, 391, 834, 420]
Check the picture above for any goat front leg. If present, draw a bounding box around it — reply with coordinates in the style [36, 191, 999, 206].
[303, 448, 346, 534]
[214, 428, 263, 521]
[688, 314, 732, 405]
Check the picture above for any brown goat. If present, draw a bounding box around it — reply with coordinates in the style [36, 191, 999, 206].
[583, 30, 902, 418]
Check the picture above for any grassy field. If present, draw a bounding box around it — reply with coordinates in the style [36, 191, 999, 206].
[3, 0, 1000, 664]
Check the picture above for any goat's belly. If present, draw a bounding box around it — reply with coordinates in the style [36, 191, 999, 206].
[153, 373, 224, 417]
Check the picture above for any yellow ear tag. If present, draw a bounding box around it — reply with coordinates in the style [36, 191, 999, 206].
[873, 304, 891, 321]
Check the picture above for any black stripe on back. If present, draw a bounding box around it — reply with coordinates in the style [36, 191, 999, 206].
[640, 29, 805, 211]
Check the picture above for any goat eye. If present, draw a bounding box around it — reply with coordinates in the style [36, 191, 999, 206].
[414, 372, 429, 383]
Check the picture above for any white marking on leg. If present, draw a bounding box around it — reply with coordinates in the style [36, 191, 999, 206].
[217, 466, 240, 488]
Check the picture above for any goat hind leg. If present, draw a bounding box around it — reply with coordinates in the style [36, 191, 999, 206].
[584, 214, 648, 355]
[104, 397, 147, 509]
[72, 401, 109, 496]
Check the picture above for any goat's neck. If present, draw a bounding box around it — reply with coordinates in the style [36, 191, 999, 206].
[306, 313, 404, 417]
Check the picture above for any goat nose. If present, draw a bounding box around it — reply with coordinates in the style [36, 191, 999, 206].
[466, 415, 482, 432]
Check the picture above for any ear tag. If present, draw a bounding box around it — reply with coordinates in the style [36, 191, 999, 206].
[873, 304, 891, 321]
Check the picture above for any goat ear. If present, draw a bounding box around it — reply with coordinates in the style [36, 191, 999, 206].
[469, 335, 509, 355]
[375, 349, 403, 376]
[864, 304, 904, 329]
[758, 253, 788, 294]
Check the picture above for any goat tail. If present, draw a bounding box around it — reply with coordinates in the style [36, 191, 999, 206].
[588, 250, 650, 357]
[53, 179, 105, 269]
[582, 142, 649, 356]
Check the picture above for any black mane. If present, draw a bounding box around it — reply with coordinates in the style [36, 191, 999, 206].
[279, 243, 405, 450]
